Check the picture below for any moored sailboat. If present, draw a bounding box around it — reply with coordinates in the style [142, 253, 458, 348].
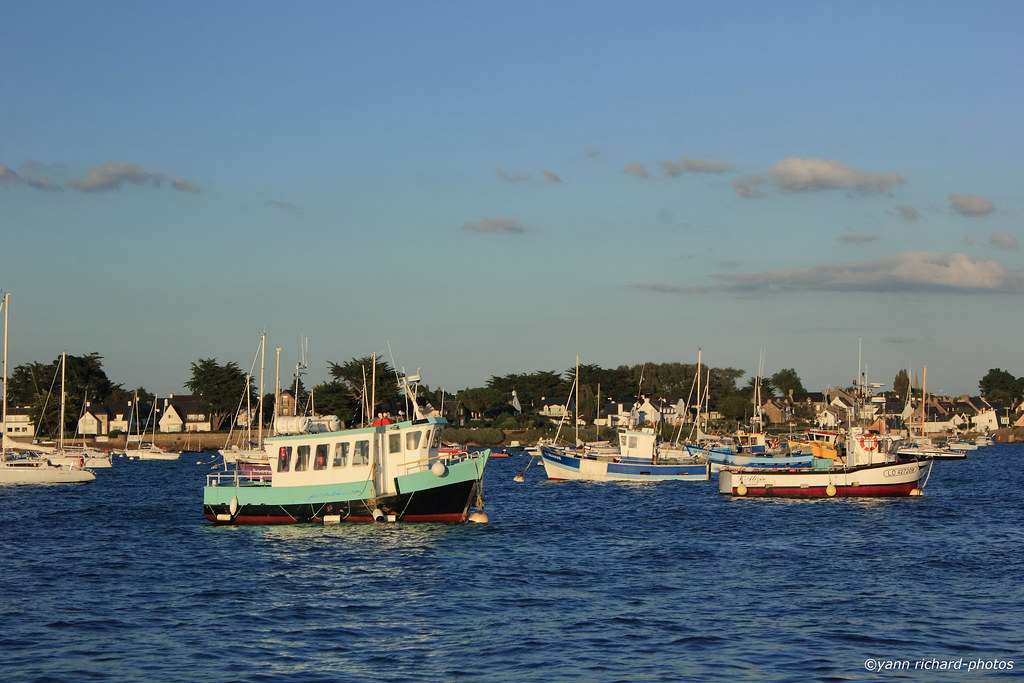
[0, 293, 95, 485]
[538, 356, 709, 482]
[122, 393, 180, 460]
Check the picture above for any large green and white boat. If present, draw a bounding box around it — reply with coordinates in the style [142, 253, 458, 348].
[204, 371, 489, 524]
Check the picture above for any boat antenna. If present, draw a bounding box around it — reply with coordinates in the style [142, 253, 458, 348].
[386, 340, 409, 418]
[273, 346, 281, 435]
[294, 333, 308, 416]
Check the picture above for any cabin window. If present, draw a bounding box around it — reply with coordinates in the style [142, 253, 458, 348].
[406, 431, 422, 451]
[314, 444, 329, 470]
[277, 446, 291, 472]
[430, 429, 442, 448]
[333, 442, 349, 468]
[388, 433, 402, 454]
[295, 445, 310, 471]
[629, 436, 638, 448]
[353, 440, 370, 466]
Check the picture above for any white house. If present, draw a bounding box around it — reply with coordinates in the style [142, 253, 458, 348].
[971, 408, 1000, 433]
[159, 395, 212, 433]
[3, 406, 35, 437]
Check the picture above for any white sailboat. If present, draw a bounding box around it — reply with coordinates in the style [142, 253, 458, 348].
[43, 354, 112, 469]
[896, 366, 967, 461]
[0, 292, 95, 485]
[219, 333, 267, 466]
[123, 393, 180, 460]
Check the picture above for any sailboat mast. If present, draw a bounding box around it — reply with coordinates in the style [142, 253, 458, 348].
[921, 365, 928, 440]
[59, 351, 66, 449]
[1, 293, 8, 458]
[696, 348, 702, 437]
[258, 333, 265, 445]
[575, 354, 579, 446]
[371, 351, 377, 422]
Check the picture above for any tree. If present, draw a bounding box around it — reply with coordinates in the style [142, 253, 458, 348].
[741, 375, 777, 400]
[718, 395, 752, 422]
[457, 387, 507, 419]
[326, 355, 405, 422]
[770, 368, 805, 396]
[309, 380, 355, 424]
[8, 353, 121, 436]
[979, 368, 1021, 406]
[185, 358, 248, 430]
[893, 369, 910, 401]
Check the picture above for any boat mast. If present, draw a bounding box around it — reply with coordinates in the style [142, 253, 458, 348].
[59, 351, 66, 450]
[258, 332, 265, 446]
[272, 346, 281, 435]
[921, 365, 928, 441]
[1, 292, 8, 459]
[695, 348, 702, 440]
[575, 354, 579, 446]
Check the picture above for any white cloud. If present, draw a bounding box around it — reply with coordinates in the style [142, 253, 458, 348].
[542, 171, 562, 183]
[713, 252, 1024, 294]
[732, 175, 766, 198]
[496, 168, 530, 182]
[837, 234, 879, 245]
[734, 157, 905, 197]
[990, 233, 1019, 251]
[0, 161, 61, 191]
[63, 161, 201, 194]
[630, 283, 710, 294]
[66, 162, 152, 192]
[949, 193, 995, 216]
[889, 205, 919, 222]
[621, 162, 648, 179]
[660, 157, 734, 177]
[462, 217, 525, 233]
[172, 178, 202, 193]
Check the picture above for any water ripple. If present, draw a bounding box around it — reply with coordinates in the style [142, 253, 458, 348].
[1, 447, 1022, 681]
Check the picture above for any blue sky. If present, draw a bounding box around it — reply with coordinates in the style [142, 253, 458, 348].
[2, 1, 1021, 398]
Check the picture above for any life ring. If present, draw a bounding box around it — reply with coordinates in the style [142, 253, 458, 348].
[859, 434, 877, 452]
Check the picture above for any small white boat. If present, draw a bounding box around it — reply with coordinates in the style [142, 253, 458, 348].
[124, 443, 180, 460]
[0, 455, 96, 485]
[541, 427, 709, 482]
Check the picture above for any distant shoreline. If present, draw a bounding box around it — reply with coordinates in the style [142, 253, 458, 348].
[45, 424, 1024, 451]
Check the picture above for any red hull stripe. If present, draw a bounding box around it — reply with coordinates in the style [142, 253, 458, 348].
[733, 482, 919, 497]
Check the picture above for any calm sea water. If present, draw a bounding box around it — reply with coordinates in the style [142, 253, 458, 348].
[1, 444, 1022, 682]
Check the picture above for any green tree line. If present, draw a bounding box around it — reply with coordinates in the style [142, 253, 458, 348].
[5, 352, 1021, 438]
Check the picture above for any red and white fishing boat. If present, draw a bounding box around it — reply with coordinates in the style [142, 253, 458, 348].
[719, 427, 932, 498]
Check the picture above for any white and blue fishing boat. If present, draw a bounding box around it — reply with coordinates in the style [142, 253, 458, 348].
[204, 371, 489, 524]
[688, 443, 816, 473]
[541, 427, 709, 482]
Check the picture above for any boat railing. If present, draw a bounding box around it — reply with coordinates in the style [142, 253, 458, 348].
[396, 448, 485, 475]
[206, 469, 271, 487]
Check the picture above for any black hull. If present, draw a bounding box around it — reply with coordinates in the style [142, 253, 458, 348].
[204, 479, 480, 524]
